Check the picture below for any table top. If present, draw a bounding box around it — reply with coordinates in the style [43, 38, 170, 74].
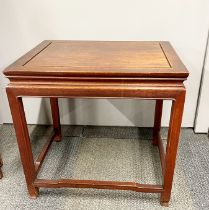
[4, 40, 189, 79]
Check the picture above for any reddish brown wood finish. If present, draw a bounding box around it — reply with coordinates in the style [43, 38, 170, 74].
[4, 41, 189, 206]
[153, 100, 163, 145]
[4, 41, 189, 79]
[6, 91, 39, 198]
[50, 98, 61, 142]
[34, 179, 164, 193]
[158, 133, 166, 176]
[160, 91, 185, 206]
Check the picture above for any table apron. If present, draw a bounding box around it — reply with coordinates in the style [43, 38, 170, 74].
[6, 84, 185, 100]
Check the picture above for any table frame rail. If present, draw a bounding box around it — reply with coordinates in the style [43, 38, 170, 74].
[6, 82, 186, 207]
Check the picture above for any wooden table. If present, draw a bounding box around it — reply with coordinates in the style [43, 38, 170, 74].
[4, 41, 189, 206]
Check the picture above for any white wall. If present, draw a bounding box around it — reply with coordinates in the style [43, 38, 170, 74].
[195, 31, 209, 133]
[0, 0, 209, 127]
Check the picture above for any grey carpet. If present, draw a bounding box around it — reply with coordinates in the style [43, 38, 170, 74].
[0, 125, 209, 210]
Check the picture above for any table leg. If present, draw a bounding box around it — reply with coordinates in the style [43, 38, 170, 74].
[0, 155, 3, 179]
[153, 100, 163, 145]
[160, 91, 185, 206]
[50, 98, 62, 142]
[7, 91, 39, 198]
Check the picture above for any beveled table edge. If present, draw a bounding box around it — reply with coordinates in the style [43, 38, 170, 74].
[3, 40, 189, 79]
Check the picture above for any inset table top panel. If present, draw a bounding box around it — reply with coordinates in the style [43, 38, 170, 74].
[4, 40, 189, 79]
[25, 41, 170, 69]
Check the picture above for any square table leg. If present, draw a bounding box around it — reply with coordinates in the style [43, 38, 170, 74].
[160, 91, 185, 206]
[7, 91, 39, 198]
[6, 87, 186, 205]
[153, 100, 163, 145]
[50, 98, 62, 142]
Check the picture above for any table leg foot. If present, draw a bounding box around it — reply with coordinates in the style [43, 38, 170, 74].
[160, 201, 169, 207]
[0, 170, 3, 179]
[54, 134, 62, 142]
[152, 141, 158, 146]
[29, 187, 39, 199]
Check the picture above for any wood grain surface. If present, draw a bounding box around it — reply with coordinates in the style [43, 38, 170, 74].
[4, 40, 189, 206]
[4, 41, 188, 79]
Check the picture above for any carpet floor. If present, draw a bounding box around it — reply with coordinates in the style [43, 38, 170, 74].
[0, 125, 209, 210]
